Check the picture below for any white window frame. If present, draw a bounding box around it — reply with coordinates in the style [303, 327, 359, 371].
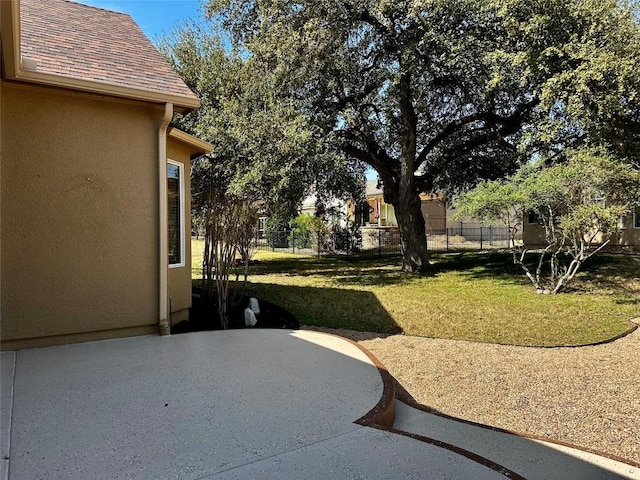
[168, 160, 185, 268]
[258, 216, 267, 238]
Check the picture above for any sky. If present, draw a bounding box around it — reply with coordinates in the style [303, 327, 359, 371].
[73, 0, 202, 41]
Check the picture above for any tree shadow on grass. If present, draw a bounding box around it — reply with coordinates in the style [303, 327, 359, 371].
[251, 254, 412, 288]
[431, 251, 522, 279]
[244, 281, 402, 335]
[432, 251, 640, 303]
[248, 250, 639, 304]
[572, 254, 640, 302]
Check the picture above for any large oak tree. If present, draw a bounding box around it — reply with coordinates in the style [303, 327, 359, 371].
[207, 0, 640, 272]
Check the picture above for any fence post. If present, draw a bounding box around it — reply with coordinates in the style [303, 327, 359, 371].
[489, 225, 493, 246]
[292, 230, 295, 254]
[378, 228, 382, 258]
[480, 227, 483, 250]
[446, 228, 449, 252]
[317, 231, 321, 258]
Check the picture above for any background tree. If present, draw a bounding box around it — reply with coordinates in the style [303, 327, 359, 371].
[158, 24, 365, 322]
[455, 148, 640, 294]
[207, 0, 640, 272]
[158, 24, 365, 219]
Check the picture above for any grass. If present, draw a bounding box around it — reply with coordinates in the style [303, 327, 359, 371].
[191, 239, 639, 346]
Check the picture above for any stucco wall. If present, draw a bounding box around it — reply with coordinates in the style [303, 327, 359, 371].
[523, 221, 640, 249]
[1, 82, 163, 349]
[615, 225, 640, 247]
[167, 140, 192, 325]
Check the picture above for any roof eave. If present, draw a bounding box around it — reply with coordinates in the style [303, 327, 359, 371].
[168, 127, 213, 159]
[15, 68, 200, 112]
[2, 0, 199, 113]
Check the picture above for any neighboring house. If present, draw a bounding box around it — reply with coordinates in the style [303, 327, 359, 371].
[522, 207, 640, 250]
[351, 180, 446, 231]
[299, 193, 349, 227]
[0, 0, 212, 349]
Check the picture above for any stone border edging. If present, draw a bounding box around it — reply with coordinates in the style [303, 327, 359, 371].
[319, 332, 528, 479]
[313, 332, 396, 428]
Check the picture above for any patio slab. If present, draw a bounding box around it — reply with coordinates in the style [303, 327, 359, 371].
[3, 330, 385, 479]
[1, 352, 16, 480]
[208, 426, 507, 479]
[1, 330, 517, 479]
[393, 400, 640, 480]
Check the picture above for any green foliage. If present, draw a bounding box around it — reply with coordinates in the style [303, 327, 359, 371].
[158, 20, 366, 311]
[456, 148, 640, 293]
[264, 216, 290, 248]
[330, 222, 362, 254]
[205, 0, 640, 273]
[157, 23, 365, 220]
[290, 214, 326, 249]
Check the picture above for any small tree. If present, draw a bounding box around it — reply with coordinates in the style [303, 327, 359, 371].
[233, 202, 259, 298]
[201, 194, 246, 328]
[264, 216, 290, 249]
[290, 214, 327, 249]
[456, 149, 640, 294]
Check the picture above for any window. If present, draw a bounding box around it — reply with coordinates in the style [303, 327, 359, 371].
[168, 161, 184, 267]
[354, 201, 370, 226]
[258, 217, 267, 238]
[620, 207, 640, 230]
[526, 211, 541, 225]
[620, 215, 630, 229]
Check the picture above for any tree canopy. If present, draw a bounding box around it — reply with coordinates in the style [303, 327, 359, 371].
[455, 147, 640, 293]
[158, 24, 365, 221]
[205, 0, 640, 272]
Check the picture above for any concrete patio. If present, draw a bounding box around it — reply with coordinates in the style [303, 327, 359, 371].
[1, 330, 639, 479]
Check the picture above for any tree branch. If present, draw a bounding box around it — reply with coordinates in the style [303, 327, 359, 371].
[415, 98, 539, 171]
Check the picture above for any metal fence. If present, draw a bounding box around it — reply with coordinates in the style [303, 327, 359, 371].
[254, 226, 511, 257]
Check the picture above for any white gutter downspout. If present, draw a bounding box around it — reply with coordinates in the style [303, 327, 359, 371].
[158, 102, 173, 335]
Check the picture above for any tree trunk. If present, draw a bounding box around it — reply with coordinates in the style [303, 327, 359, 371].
[394, 187, 430, 273]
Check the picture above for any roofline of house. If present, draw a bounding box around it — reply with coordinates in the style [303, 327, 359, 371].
[0, 0, 200, 113]
[168, 127, 214, 159]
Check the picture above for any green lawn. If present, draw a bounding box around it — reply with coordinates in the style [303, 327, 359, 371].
[191, 239, 639, 346]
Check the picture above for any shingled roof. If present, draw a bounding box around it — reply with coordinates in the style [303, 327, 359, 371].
[18, 0, 198, 108]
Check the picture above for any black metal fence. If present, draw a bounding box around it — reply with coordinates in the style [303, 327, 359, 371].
[254, 226, 511, 257]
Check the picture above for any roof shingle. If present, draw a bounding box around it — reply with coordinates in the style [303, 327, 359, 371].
[19, 0, 197, 104]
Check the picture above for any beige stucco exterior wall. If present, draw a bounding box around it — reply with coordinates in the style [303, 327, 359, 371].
[1, 82, 164, 349]
[166, 140, 192, 325]
[523, 221, 640, 250]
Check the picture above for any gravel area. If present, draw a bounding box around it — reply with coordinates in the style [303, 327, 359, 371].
[304, 321, 640, 465]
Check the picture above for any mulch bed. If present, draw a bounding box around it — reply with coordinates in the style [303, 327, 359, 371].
[171, 288, 299, 334]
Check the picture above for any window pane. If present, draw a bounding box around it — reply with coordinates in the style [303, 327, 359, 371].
[620, 215, 630, 229]
[168, 164, 182, 265]
[635, 207, 640, 229]
[527, 211, 540, 224]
